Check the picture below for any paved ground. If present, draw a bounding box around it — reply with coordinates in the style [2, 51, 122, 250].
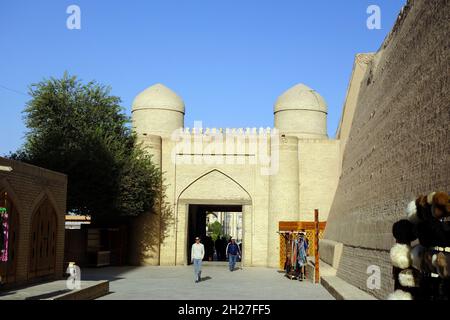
[82, 265, 335, 300]
[0, 280, 106, 300]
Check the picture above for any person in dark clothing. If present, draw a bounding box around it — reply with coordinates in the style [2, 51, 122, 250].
[221, 236, 228, 261]
[215, 238, 222, 261]
[226, 238, 241, 271]
[204, 236, 214, 261]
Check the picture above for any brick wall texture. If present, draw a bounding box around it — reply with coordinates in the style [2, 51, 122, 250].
[0, 157, 67, 286]
[324, 0, 450, 299]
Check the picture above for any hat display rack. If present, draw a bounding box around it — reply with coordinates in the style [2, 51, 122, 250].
[389, 191, 450, 300]
[279, 231, 309, 281]
[0, 192, 9, 263]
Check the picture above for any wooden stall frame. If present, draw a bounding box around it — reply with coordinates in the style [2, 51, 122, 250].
[278, 214, 326, 281]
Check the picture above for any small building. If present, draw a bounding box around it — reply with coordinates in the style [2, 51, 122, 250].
[0, 157, 67, 288]
[64, 215, 128, 268]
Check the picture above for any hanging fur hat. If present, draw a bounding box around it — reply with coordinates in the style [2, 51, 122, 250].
[388, 289, 413, 300]
[390, 244, 412, 269]
[427, 192, 437, 206]
[429, 192, 450, 220]
[410, 244, 435, 273]
[416, 213, 450, 248]
[392, 219, 417, 244]
[432, 252, 450, 279]
[406, 200, 420, 224]
[398, 269, 420, 288]
[406, 195, 432, 224]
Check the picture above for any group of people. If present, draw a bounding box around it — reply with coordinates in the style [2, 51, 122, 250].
[202, 235, 240, 262]
[191, 236, 241, 283]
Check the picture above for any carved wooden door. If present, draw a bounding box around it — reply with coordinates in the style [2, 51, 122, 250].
[29, 199, 57, 279]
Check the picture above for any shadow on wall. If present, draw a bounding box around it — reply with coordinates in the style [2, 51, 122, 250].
[128, 180, 174, 266]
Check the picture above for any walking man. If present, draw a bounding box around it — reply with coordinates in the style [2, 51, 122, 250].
[226, 237, 241, 271]
[191, 236, 205, 283]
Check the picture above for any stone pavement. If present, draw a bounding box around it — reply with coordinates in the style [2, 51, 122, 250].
[82, 265, 334, 300]
[317, 261, 377, 300]
[0, 280, 108, 300]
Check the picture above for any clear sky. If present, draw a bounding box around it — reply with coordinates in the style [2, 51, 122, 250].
[0, 0, 406, 155]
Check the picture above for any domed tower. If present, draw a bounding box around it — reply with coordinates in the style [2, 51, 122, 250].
[274, 84, 328, 139]
[132, 83, 185, 138]
[132, 84, 185, 170]
[130, 84, 185, 266]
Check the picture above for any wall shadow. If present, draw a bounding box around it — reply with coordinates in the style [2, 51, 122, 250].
[128, 180, 174, 266]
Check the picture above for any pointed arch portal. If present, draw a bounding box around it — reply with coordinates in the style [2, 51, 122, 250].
[177, 169, 252, 266]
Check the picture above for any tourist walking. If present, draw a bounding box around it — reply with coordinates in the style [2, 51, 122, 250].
[226, 237, 241, 271]
[191, 236, 205, 283]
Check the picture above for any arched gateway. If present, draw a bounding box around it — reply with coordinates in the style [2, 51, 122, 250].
[176, 169, 252, 265]
[131, 83, 341, 268]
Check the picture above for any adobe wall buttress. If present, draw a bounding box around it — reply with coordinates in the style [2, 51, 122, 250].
[324, 0, 450, 299]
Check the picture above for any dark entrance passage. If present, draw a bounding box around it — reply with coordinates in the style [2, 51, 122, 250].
[187, 205, 242, 264]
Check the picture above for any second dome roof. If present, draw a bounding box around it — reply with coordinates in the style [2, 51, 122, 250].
[274, 83, 327, 114]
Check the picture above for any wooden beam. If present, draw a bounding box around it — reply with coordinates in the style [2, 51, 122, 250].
[279, 221, 326, 231]
[314, 209, 320, 284]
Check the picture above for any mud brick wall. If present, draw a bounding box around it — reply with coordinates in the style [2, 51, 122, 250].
[324, 0, 450, 299]
[0, 157, 67, 286]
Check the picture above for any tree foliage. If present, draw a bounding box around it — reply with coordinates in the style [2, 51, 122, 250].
[208, 221, 223, 241]
[12, 72, 160, 219]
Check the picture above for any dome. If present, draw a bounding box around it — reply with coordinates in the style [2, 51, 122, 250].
[132, 83, 185, 114]
[274, 83, 327, 114]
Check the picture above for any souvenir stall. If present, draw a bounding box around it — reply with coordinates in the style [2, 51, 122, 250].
[279, 218, 326, 282]
[0, 195, 9, 285]
[0, 206, 8, 263]
[280, 231, 309, 280]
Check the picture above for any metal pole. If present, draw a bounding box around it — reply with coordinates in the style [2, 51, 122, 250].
[314, 209, 320, 284]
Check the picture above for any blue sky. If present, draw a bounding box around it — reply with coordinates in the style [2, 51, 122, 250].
[0, 0, 406, 155]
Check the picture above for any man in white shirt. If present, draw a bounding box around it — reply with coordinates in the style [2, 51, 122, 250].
[191, 236, 205, 283]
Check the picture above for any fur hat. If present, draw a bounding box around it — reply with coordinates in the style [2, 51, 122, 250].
[427, 192, 436, 205]
[429, 192, 450, 219]
[406, 195, 434, 224]
[398, 269, 420, 287]
[416, 215, 450, 248]
[410, 244, 435, 273]
[392, 219, 417, 244]
[417, 195, 432, 221]
[406, 200, 420, 224]
[388, 289, 413, 300]
[390, 244, 412, 269]
[432, 252, 450, 279]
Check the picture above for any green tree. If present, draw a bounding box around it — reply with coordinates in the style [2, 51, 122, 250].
[208, 221, 223, 241]
[12, 72, 161, 219]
